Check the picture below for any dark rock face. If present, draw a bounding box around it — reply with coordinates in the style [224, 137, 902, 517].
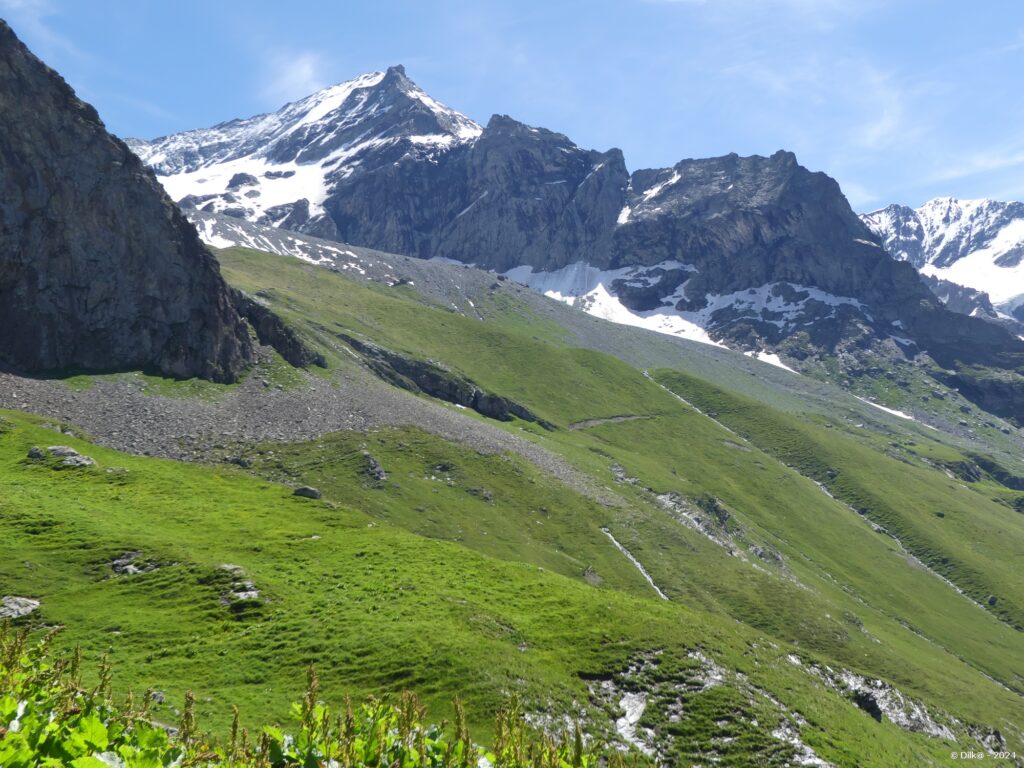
[321, 114, 628, 271]
[230, 290, 326, 369]
[339, 333, 552, 428]
[320, 130, 1024, 379]
[921, 275, 1008, 326]
[316, 122, 932, 330]
[260, 199, 310, 230]
[0, 21, 253, 381]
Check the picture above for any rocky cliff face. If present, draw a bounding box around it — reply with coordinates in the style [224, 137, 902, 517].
[0, 20, 254, 381]
[128, 73, 939, 332]
[129, 66, 1024, 420]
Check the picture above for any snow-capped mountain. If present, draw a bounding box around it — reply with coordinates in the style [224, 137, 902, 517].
[127, 65, 480, 240]
[862, 198, 1024, 306]
[129, 67, 1024, 423]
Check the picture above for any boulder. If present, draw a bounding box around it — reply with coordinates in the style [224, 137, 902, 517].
[227, 172, 259, 189]
[61, 455, 96, 468]
[293, 486, 322, 499]
[0, 595, 40, 618]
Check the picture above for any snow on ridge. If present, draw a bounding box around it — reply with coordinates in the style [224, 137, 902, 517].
[503, 261, 866, 352]
[863, 196, 1024, 304]
[286, 71, 387, 134]
[404, 81, 482, 140]
[134, 66, 482, 231]
[641, 170, 682, 202]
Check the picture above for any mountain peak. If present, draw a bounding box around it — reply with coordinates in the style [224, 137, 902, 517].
[127, 65, 482, 234]
[862, 195, 1024, 302]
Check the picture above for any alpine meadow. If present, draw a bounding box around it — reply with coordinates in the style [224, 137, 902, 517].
[2, 5, 1024, 767]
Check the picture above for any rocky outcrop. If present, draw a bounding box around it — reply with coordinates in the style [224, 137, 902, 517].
[339, 333, 552, 428]
[230, 290, 326, 369]
[0, 20, 253, 381]
[920, 275, 1012, 327]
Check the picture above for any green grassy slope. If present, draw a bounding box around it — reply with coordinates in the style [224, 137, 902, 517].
[217, 248, 1024, 695]
[217, 249, 1024, 739]
[3, 246, 1023, 764]
[3, 411, 996, 766]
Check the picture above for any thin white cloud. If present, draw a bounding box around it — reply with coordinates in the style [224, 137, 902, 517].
[926, 149, 1024, 184]
[261, 51, 329, 106]
[849, 68, 914, 151]
[0, 0, 86, 60]
[839, 180, 879, 210]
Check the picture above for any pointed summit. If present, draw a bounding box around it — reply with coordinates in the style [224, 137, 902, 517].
[128, 66, 481, 238]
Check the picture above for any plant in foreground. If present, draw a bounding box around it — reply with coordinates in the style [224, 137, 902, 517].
[0, 623, 626, 768]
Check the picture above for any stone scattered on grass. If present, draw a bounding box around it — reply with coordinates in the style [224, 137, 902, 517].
[217, 564, 261, 603]
[0, 595, 40, 619]
[43, 445, 96, 467]
[362, 451, 388, 482]
[61, 454, 96, 468]
[110, 551, 162, 576]
[293, 486, 321, 499]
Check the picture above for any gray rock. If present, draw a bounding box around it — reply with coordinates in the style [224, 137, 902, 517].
[339, 333, 552, 428]
[293, 486, 321, 499]
[0, 595, 40, 618]
[227, 172, 258, 189]
[0, 21, 254, 382]
[27, 446, 46, 459]
[111, 551, 146, 574]
[47, 445, 79, 457]
[231, 290, 326, 369]
[61, 454, 95, 468]
[362, 451, 388, 482]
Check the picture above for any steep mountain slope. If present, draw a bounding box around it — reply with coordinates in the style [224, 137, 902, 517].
[3, 240, 1024, 762]
[863, 198, 1024, 309]
[127, 65, 480, 241]
[0, 20, 253, 382]
[131, 71, 1024, 422]
[6, 21, 1024, 766]
[7, 412, 1017, 766]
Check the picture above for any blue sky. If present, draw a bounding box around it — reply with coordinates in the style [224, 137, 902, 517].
[3, 0, 1024, 210]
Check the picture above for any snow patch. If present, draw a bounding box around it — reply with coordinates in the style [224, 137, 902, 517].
[854, 396, 914, 420]
[745, 350, 798, 373]
[505, 262, 868, 351]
